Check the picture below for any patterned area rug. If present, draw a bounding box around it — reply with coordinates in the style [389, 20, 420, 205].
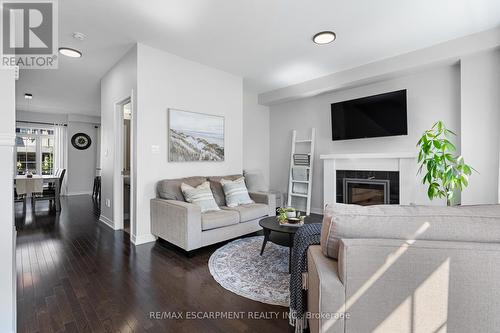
[208, 236, 290, 307]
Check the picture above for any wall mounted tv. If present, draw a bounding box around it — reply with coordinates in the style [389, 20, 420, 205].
[331, 89, 408, 141]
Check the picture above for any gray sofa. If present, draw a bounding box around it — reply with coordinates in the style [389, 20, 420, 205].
[150, 175, 275, 251]
[307, 204, 500, 333]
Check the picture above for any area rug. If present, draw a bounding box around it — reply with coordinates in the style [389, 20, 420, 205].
[208, 236, 290, 307]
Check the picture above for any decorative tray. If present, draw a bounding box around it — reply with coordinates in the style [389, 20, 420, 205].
[280, 218, 304, 227]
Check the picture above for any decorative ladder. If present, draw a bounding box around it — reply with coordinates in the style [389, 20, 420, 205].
[287, 128, 315, 215]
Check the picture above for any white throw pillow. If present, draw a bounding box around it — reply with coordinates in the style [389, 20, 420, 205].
[220, 177, 254, 207]
[181, 181, 220, 213]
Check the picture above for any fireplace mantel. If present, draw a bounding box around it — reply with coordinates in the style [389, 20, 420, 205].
[321, 152, 417, 208]
[320, 152, 416, 160]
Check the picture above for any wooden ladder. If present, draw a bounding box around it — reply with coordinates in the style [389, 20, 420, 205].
[287, 128, 315, 215]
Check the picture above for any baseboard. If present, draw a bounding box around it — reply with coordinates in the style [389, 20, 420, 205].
[65, 191, 93, 196]
[131, 233, 157, 245]
[99, 215, 118, 230]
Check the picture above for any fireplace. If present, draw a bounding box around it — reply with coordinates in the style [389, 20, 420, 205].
[336, 170, 399, 205]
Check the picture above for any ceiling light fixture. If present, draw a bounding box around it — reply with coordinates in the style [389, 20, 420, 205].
[312, 31, 336, 45]
[24, 93, 33, 99]
[58, 47, 82, 58]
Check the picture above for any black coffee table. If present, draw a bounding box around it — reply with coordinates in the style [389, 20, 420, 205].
[259, 215, 317, 273]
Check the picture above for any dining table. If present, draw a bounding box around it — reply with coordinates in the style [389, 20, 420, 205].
[14, 174, 61, 211]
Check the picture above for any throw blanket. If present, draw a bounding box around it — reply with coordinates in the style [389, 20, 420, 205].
[289, 223, 322, 333]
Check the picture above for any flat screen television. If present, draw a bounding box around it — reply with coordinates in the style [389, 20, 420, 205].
[331, 90, 408, 141]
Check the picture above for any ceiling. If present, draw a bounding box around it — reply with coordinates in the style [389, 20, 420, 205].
[16, 0, 500, 116]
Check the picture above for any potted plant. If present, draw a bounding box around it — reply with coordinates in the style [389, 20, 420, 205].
[277, 207, 296, 223]
[417, 121, 475, 206]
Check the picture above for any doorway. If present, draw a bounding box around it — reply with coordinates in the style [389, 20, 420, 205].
[113, 96, 134, 236]
[122, 101, 132, 234]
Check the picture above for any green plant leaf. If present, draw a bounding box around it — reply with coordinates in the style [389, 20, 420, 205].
[444, 128, 457, 136]
[427, 185, 435, 199]
[444, 154, 455, 163]
[460, 175, 469, 187]
[442, 139, 456, 152]
[463, 164, 472, 176]
[425, 172, 432, 184]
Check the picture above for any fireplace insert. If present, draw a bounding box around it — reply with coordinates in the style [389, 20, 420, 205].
[343, 178, 390, 205]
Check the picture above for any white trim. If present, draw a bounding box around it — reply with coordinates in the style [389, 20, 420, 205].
[65, 191, 92, 196]
[99, 215, 118, 230]
[113, 95, 134, 234]
[131, 233, 157, 245]
[15, 126, 57, 176]
[320, 152, 416, 160]
[0, 134, 15, 147]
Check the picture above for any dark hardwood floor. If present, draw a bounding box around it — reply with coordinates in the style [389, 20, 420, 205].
[16, 195, 291, 333]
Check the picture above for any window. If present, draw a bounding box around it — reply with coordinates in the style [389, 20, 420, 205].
[16, 137, 37, 173]
[41, 137, 54, 175]
[16, 125, 55, 175]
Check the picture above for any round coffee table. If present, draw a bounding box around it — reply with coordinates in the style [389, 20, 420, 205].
[259, 215, 317, 273]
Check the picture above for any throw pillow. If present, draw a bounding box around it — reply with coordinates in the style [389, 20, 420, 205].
[220, 177, 254, 207]
[180, 181, 220, 213]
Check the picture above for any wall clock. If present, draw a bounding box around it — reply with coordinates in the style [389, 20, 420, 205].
[71, 133, 92, 150]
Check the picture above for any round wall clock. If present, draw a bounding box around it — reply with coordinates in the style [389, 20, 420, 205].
[71, 133, 92, 150]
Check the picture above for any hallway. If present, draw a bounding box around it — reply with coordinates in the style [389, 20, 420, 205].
[15, 195, 289, 333]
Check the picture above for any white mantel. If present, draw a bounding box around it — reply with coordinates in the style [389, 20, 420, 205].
[320, 152, 416, 160]
[321, 152, 419, 207]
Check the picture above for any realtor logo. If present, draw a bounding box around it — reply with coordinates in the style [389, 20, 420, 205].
[1, 0, 58, 69]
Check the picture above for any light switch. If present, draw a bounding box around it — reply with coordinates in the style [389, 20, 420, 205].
[151, 145, 160, 154]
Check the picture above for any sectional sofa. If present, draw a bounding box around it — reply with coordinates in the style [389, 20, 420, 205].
[307, 204, 500, 333]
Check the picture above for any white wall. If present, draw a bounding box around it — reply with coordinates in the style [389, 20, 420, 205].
[67, 122, 99, 195]
[100, 45, 137, 228]
[134, 43, 243, 243]
[461, 49, 500, 204]
[0, 68, 17, 332]
[270, 64, 461, 212]
[243, 87, 270, 188]
[100, 43, 243, 244]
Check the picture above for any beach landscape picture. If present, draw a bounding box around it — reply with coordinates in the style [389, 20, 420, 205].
[168, 109, 225, 162]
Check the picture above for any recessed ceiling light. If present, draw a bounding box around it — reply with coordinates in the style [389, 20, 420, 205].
[24, 93, 33, 99]
[58, 47, 82, 58]
[312, 31, 336, 45]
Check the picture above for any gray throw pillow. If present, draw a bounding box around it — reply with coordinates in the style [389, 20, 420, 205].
[220, 177, 254, 207]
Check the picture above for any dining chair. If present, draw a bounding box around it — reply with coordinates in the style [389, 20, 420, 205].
[92, 168, 101, 200]
[32, 169, 66, 210]
[14, 188, 27, 213]
[45, 169, 60, 191]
